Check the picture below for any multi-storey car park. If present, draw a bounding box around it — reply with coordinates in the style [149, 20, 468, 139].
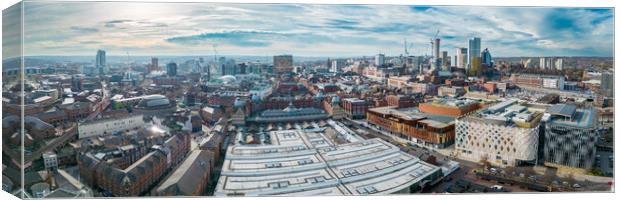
[215, 129, 442, 196]
[542, 104, 598, 174]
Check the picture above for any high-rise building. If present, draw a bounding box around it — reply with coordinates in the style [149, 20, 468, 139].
[96, 49, 107, 74]
[467, 37, 481, 71]
[326, 57, 332, 68]
[456, 47, 467, 69]
[440, 51, 449, 70]
[330, 60, 340, 73]
[238, 63, 247, 74]
[225, 59, 237, 75]
[469, 57, 480, 77]
[539, 57, 559, 70]
[554, 58, 564, 70]
[601, 71, 614, 97]
[150, 57, 159, 72]
[433, 38, 441, 60]
[481, 48, 493, 68]
[539, 57, 546, 69]
[273, 55, 293, 74]
[539, 57, 553, 70]
[167, 62, 178, 77]
[374, 54, 385, 66]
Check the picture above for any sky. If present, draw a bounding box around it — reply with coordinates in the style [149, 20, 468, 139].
[2, 2, 614, 58]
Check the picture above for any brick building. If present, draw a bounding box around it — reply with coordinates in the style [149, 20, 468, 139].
[153, 150, 215, 196]
[367, 106, 456, 148]
[342, 98, 368, 119]
[77, 132, 191, 196]
[386, 95, 420, 108]
[418, 98, 481, 117]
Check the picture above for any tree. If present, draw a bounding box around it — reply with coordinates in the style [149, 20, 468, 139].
[113, 103, 125, 110]
[479, 155, 491, 170]
[587, 168, 604, 176]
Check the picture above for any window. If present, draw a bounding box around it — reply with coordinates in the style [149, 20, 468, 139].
[341, 168, 360, 177]
[268, 181, 289, 189]
[356, 186, 378, 194]
[306, 176, 326, 184]
[388, 158, 406, 165]
[297, 159, 314, 165]
[262, 149, 278, 153]
[265, 162, 282, 168]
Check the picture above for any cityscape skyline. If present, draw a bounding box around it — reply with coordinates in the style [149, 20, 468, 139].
[2, 2, 613, 58]
[1, 1, 615, 198]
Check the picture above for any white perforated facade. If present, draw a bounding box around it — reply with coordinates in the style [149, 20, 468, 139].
[455, 119, 539, 167]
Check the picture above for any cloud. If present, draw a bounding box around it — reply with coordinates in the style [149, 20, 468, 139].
[166, 31, 277, 47]
[165, 29, 401, 51]
[104, 19, 133, 27]
[10, 2, 614, 57]
[70, 26, 99, 33]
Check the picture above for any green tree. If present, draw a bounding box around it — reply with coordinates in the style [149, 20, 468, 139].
[113, 103, 125, 110]
[587, 168, 604, 176]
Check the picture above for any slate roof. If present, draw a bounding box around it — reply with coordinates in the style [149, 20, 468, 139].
[155, 150, 214, 196]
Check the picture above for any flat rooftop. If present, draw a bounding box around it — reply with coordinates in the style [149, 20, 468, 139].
[369, 106, 454, 128]
[464, 99, 542, 128]
[215, 129, 440, 196]
[427, 98, 477, 109]
[547, 107, 596, 129]
[343, 98, 366, 103]
[547, 104, 577, 118]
